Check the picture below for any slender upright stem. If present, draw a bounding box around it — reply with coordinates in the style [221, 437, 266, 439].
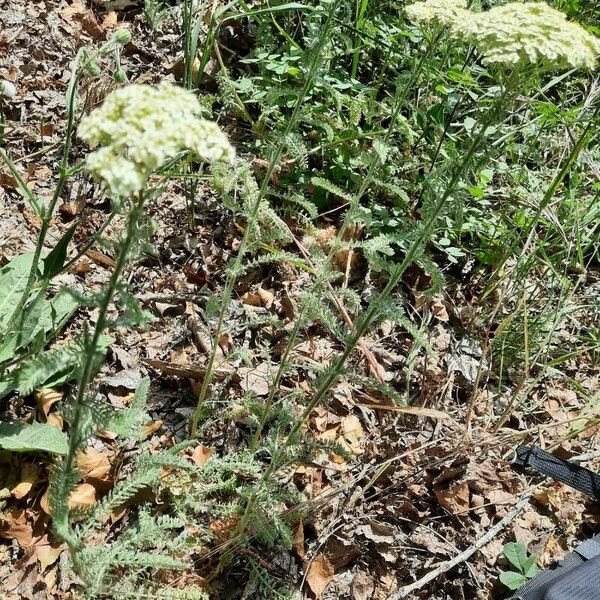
[53, 194, 145, 549]
[190, 0, 342, 436]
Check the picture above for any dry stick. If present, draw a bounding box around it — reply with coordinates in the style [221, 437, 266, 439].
[389, 489, 534, 600]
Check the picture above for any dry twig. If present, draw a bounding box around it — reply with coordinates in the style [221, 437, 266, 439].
[389, 489, 534, 599]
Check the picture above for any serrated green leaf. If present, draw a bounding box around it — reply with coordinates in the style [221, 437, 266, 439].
[311, 176, 353, 203]
[499, 570, 526, 591]
[0, 420, 68, 454]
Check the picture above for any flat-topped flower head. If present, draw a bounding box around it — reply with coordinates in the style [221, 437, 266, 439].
[405, 0, 468, 30]
[404, 0, 600, 71]
[464, 2, 600, 70]
[79, 82, 235, 197]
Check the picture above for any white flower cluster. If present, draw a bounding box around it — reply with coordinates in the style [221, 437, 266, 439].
[466, 2, 600, 70]
[405, 0, 468, 30]
[405, 0, 600, 70]
[79, 82, 235, 197]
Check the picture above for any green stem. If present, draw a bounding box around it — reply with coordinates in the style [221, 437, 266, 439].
[268, 73, 517, 484]
[53, 194, 145, 550]
[248, 31, 441, 449]
[190, 0, 342, 436]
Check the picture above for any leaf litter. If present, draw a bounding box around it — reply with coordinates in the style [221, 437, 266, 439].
[0, 0, 599, 599]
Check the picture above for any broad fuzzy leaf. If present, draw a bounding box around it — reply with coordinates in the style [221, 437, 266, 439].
[0, 421, 68, 454]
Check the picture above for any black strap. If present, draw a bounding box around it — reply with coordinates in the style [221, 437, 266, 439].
[513, 445, 600, 500]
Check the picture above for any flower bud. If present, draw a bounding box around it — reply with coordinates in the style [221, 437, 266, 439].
[113, 68, 128, 83]
[113, 29, 132, 45]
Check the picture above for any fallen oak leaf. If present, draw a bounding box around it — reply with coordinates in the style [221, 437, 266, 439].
[306, 554, 334, 598]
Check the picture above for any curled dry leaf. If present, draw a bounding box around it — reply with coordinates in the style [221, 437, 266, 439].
[140, 420, 163, 439]
[435, 482, 470, 516]
[306, 554, 334, 598]
[35, 389, 62, 418]
[293, 520, 305, 559]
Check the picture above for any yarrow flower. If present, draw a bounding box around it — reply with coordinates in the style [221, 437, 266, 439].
[463, 2, 600, 70]
[79, 82, 235, 197]
[404, 0, 600, 71]
[405, 0, 468, 30]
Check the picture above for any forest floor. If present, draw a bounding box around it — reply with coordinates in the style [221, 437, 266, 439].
[1, 1, 599, 599]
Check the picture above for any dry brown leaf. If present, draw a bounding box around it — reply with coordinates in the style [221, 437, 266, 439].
[209, 515, 239, 541]
[540, 535, 566, 567]
[0, 507, 33, 548]
[85, 249, 117, 269]
[257, 287, 274, 309]
[59, 1, 105, 38]
[76, 448, 113, 484]
[409, 529, 452, 556]
[241, 291, 262, 307]
[34, 536, 64, 572]
[340, 414, 364, 456]
[39, 488, 50, 516]
[306, 554, 334, 598]
[140, 420, 163, 439]
[68, 483, 97, 509]
[431, 299, 449, 321]
[59, 197, 86, 217]
[11, 463, 40, 500]
[485, 488, 516, 506]
[102, 11, 119, 28]
[35, 389, 62, 417]
[237, 363, 271, 397]
[435, 482, 470, 515]
[293, 520, 305, 559]
[190, 445, 214, 467]
[351, 571, 375, 600]
[46, 413, 64, 429]
[354, 402, 458, 425]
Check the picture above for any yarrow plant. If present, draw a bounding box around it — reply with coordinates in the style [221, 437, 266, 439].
[79, 81, 235, 197]
[405, 0, 600, 70]
[48, 82, 235, 590]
